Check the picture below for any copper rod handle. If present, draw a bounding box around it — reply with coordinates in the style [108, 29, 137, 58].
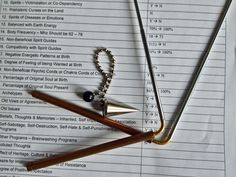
[26, 131, 155, 171]
[30, 90, 142, 135]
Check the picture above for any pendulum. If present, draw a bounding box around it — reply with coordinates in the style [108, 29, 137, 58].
[83, 48, 138, 116]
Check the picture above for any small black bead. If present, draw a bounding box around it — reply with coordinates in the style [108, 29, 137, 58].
[83, 91, 94, 102]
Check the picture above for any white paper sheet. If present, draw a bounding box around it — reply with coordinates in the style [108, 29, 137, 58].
[0, 0, 235, 177]
[225, 1, 236, 176]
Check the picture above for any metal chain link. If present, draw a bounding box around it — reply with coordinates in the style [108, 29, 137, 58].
[94, 48, 115, 100]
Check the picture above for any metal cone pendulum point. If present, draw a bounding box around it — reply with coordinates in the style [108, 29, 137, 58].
[103, 99, 139, 117]
[85, 48, 139, 117]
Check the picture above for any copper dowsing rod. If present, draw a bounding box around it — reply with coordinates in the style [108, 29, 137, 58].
[30, 90, 142, 135]
[26, 130, 155, 171]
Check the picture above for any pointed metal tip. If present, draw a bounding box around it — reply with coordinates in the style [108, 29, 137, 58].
[103, 100, 139, 117]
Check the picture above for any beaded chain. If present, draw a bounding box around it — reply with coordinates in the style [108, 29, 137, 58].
[83, 48, 115, 104]
[94, 48, 115, 100]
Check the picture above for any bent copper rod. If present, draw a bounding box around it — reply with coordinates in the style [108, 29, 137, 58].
[133, 0, 165, 135]
[154, 0, 232, 144]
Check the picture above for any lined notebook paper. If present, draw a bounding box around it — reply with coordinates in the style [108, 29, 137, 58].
[0, 0, 233, 177]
